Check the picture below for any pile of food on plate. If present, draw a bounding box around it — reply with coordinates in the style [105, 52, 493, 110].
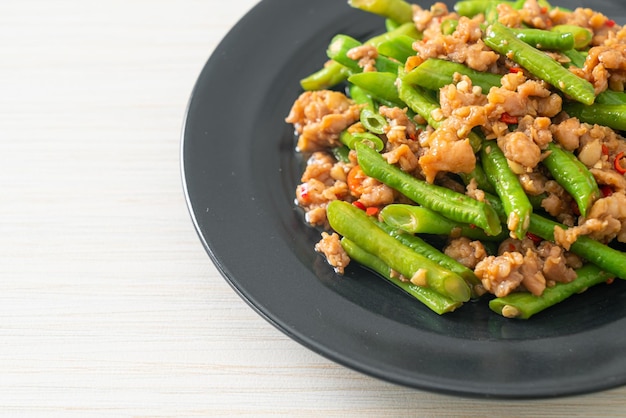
[285, 0, 626, 318]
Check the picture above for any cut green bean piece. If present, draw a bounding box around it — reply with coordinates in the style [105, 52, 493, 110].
[596, 90, 626, 105]
[349, 85, 388, 135]
[356, 142, 503, 236]
[300, 62, 351, 91]
[542, 142, 600, 217]
[489, 263, 613, 319]
[397, 77, 441, 127]
[375, 220, 483, 295]
[551, 25, 592, 49]
[332, 145, 351, 164]
[327, 34, 400, 74]
[403, 58, 502, 94]
[484, 22, 596, 105]
[340, 130, 384, 152]
[377, 35, 416, 63]
[348, 72, 404, 107]
[454, 0, 514, 17]
[367, 22, 422, 45]
[299, 22, 419, 91]
[385, 18, 401, 32]
[561, 48, 586, 68]
[340, 238, 463, 314]
[441, 18, 459, 35]
[327, 200, 471, 302]
[380, 204, 508, 241]
[480, 141, 532, 240]
[348, 0, 414, 24]
[510, 28, 575, 51]
[563, 102, 626, 131]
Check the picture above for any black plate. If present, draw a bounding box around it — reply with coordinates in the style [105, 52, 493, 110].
[182, 0, 626, 398]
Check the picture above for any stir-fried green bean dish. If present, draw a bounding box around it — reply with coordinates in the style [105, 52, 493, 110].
[285, 0, 626, 319]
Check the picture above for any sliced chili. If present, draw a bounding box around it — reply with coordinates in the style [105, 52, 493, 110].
[526, 232, 543, 245]
[365, 206, 380, 217]
[500, 112, 518, 124]
[352, 201, 366, 211]
[614, 151, 626, 174]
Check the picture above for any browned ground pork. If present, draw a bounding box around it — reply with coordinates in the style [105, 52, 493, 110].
[285, 90, 361, 152]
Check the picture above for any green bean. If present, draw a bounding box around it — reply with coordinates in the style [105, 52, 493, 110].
[385, 18, 401, 32]
[332, 145, 351, 164]
[454, 0, 514, 17]
[348, 72, 404, 107]
[489, 263, 614, 319]
[510, 28, 575, 51]
[348, 0, 414, 24]
[396, 77, 441, 127]
[340, 238, 464, 314]
[480, 140, 532, 240]
[340, 130, 385, 152]
[327, 200, 472, 302]
[327, 34, 400, 74]
[561, 48, 587, 68]
[375, 221, 483, 295]
[562, 102, 626, 131]
[300, 62, 351, 91]
[483, 2, 499, 25]
[551, 25, 592, 49]
[483, 22, 596, 105]
[441, 18, 459, 35]
[542, 142, 600, 217]
[377, 34, 416, 63]
[355, 141, 503, 236]
[349, 85, 388, 135]
[403, 58, 502, 94]
[366, 21, 422, 45]
[596, 90, 626, 105]
[380, 204, 508, 241]
[299, 22, 419, 91]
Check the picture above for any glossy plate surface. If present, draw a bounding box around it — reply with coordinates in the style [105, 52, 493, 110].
[182, 0, 626, 398]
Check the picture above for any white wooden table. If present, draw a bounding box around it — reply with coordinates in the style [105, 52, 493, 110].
[1, 1, 625, 415]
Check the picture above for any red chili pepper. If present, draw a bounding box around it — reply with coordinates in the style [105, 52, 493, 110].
[540, 6, 548, 14]
[601, 186, 614, 197]
[606, 19, 616, 28]
[526, 232, 543, 245]
[606, 277, 615, 285]
[602, 144, 609, 156]
[365, 206, 379, 217]
[299, 184, 309, 202]
[500, 112, 518, 124]
[509, 67, 523, 73]
[352, 201, 366, 211]
[614, 151, 626, 174]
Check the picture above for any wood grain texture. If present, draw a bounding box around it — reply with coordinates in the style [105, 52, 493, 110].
[1, 1, 625, 416]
